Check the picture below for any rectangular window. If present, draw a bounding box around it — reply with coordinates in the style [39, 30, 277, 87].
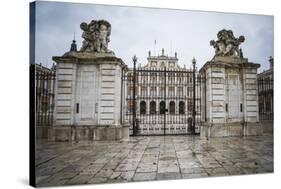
[240, 103, 243, 112]
[169, 87, 174, 96]
[226, 103, 228, 112]
[160, 87, 165, 96]
[177, 87, 183, 96]
[151, 87, 156, 96]
[76, 103, 79, 113]
[141, 87, 147, 96]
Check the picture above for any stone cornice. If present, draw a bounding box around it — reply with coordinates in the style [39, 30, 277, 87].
[52, 55, 127, 69]
[199, 57, 260, 73]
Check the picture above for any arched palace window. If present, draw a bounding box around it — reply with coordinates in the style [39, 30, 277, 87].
[169, 101, 175, 114]
[179, 101, 185, 114]
[140, 101, 146, 114]
[160, 101, 165, 114]
[150, 101, 156, 114]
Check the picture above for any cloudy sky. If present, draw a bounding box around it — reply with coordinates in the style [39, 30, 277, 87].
[34, 1, 274, 72]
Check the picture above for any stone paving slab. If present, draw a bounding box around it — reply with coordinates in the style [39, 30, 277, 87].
[136, 163, 158, 172]
[35, 134, 273, 187]
[133, 172, 157, 181]
[156, 172, 182, 180]
[182, 173, 209, 179]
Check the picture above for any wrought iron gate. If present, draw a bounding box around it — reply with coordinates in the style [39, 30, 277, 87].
[34, 64, 56, 127]
[258, 78, 273, 121]
[121, 56, 204, 136]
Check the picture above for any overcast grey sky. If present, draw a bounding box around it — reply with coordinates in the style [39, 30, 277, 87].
[34, 1, 273, 72]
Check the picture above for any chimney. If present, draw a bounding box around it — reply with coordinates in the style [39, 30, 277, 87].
[70, 40, 77, 52]
[269, 56, 274, 69]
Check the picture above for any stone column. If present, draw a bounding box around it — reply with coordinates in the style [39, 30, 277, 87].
[199, 56, 261, 137]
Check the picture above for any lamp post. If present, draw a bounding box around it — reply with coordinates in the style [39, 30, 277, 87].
[192, 57, 196, 134]
[132, 55, 137, 135]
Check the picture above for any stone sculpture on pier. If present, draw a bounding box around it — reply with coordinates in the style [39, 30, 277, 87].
[51, 19, 128, 141]
[200, 29, 261, 138]
[210, 29, 245, 57]
[80, 20, 113, 53]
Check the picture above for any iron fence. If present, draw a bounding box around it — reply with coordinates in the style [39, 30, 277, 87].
[258, 78, 273, 121]
[35, 67, 56, 126]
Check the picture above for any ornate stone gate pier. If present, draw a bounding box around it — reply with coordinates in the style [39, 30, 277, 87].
[50, 20, 129, 141]
[200, 29, 262, 137]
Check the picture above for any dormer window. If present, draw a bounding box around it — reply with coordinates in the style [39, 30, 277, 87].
[151, 61, 157, 67]
[169, 62, 175, 68]
[160, 62, 165, 68]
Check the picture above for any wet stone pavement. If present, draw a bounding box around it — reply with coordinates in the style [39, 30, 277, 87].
[35, 134, 273, 187]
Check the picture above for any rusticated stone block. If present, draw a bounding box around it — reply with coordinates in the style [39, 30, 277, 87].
[228, 123, 243, 136]
[244, 123, 262, 136]
[48, 126, 72, 142]
[210, 125, 228, 137]
[73, 126, 92, 141]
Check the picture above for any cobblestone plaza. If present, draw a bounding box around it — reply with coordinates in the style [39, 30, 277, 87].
[35, 134, 273, 186]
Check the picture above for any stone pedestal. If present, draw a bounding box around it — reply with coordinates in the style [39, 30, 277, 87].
[49, 52, 129, 141]
[199, 56, 262, 137]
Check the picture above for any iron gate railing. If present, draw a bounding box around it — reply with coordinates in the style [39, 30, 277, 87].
[258, 78, 273, 120]
[35, 65, 56, 127]
[121, 56, 204, 136]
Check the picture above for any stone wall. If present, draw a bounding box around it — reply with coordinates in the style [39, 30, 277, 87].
[54, 61, 77, 126]
[243, 67, 259, 122]
[206, 66, 226, 124]
[98, 63, 122, 126]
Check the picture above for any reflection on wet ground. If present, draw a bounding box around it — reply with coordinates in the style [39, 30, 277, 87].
[36, 134, 273, 187]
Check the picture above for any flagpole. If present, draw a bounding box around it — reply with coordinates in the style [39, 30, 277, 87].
[154, 40, 156, 56]
[170, 40, 172, 57]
